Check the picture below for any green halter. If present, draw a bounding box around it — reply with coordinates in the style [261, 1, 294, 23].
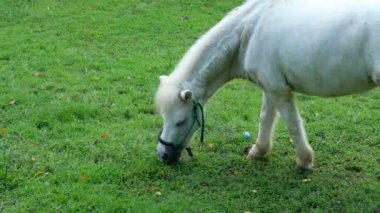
[158, 101, 205, 156]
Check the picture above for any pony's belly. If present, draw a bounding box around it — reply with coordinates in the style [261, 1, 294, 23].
[293, 85, 376, 97]
[288, 74, 376, 97]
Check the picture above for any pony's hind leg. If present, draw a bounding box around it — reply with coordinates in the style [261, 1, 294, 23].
[266, 91, 314, 169]
[371, 66, 380, 85]
[248, 93, 278, 159]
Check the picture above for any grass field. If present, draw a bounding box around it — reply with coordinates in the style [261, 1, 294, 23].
[1, 0, 379, 212]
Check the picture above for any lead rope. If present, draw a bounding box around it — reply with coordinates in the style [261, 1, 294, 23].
[196, 102, 205, 143]
[185, 101, 205, 157]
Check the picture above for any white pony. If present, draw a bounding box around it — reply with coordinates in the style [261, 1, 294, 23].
[155, 0, 380, 169]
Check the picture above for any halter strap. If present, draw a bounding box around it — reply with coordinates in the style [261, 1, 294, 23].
[193, 102, 205, 143]
[158, 101, 205, 157]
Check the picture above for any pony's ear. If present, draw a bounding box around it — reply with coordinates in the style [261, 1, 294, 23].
[159, 75, 169, 83]
[180, 90, 192, 102]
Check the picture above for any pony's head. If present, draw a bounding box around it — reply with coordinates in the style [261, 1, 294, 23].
[155, 76, 204, 165]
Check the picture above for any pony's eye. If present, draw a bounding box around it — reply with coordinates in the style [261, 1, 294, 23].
[175, 119, 187, 127]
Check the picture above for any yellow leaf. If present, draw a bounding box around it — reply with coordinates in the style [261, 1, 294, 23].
[100, 134, 109, 139]
[34, 170, 45, 178]
[81, 176, 90, 183]
[0, 128, 8, 137]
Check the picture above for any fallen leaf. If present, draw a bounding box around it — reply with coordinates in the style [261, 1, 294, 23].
[233, 170, 240, 176]
[100, 134, 109, 139]
[81, 176, 90, 183]
[35, 72, 43, 77]
[34, 169, 45, 178]
[0, 128, 8, 137]
[9, 100, 16, 105]
[302, 178, 311, 183]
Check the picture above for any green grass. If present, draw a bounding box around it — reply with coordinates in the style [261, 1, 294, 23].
[1, 0, 379, 212]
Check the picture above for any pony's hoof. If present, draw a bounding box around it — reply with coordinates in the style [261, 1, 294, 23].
[297, 161, 314, 170]
[296, 156, 314, 170]
[247, 145, 267, 160]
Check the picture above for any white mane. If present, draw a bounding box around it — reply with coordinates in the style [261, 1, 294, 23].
[156, 0, 267, 109]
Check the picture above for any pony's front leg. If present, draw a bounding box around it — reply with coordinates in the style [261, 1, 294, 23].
[248, 94, 278, 159]
[266, 91, 314, 170]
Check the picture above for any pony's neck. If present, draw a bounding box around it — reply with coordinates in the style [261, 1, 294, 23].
[169, 1, 261, 105]
[181, 57, 239, 105]
[179, 34, 242, 105]
[167, 0, 268, 105]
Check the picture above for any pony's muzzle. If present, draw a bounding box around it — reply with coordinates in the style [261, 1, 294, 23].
[157, 144, 181, 165]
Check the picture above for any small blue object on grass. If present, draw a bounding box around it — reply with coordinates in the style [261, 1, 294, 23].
[243, 131, 251, 141]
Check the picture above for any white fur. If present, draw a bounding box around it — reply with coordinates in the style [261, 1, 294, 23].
[156, 0, 380, 168]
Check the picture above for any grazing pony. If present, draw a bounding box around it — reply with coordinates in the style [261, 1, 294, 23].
[155, 0, 380, 169]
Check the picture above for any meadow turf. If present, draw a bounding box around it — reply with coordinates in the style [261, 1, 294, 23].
[1, 0, 379, 212]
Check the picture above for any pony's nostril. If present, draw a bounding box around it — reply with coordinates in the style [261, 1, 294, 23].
[161, 152, 180, 165]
